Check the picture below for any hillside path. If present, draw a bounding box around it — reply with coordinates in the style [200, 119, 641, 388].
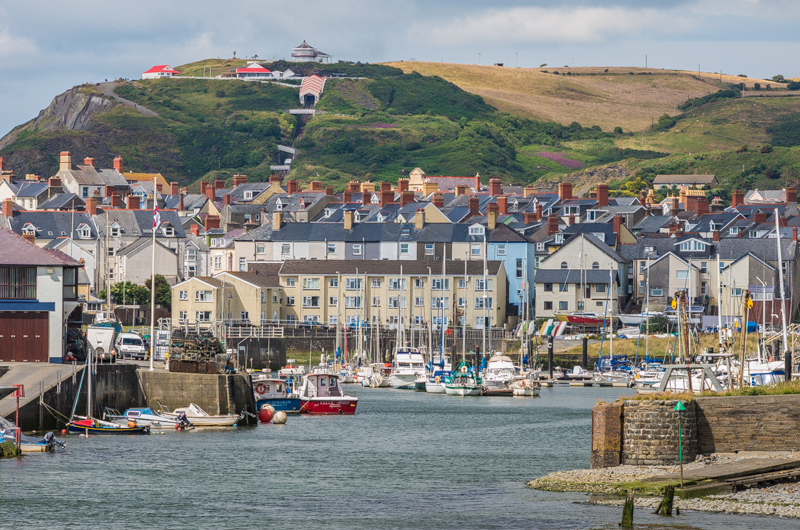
[96, 82, 159, 117]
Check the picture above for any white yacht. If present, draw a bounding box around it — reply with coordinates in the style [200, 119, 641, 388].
[388, 349, 426, 389]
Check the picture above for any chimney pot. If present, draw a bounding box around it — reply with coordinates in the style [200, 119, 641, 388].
[112, 156, 123, 174]
[83, 157, 95, 167]
[127, 195, 140, 210]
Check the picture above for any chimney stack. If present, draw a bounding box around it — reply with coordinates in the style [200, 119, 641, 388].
[524, 185, 536, 198]
[612, 214, 623, 237]
[489, 178, 502, 197]
[189, 224, 200, 236]
[523, 212, 536, 224]
[348, 180, 359, 192]
[547, 213, 559, 236]
[474, 174, 481, 191]
[362, 190, 372, 205]
[87, 197, 97, 216]
[204, 215, 220, 231]
[380, 189, 394, 207]
[415, 208, 425, 230]
[2, 199, 13, 218]
[83, 157, 95, 167]
[233, 174, 248, 187]
[754, 209, 767, 224]
[732, 189, 744, 209]
[343, 210, 354, 230]
[59, 151, 72, 172]
[287, 180, 298, 195]
[710, 196, 725, 213]
[272, 212, 283, 231]
[712, 230, 720, 242]
[787, 187, 797, 206]
[487, 203, 498, 230]
[343, 190, 352, 204]
[695, 196, 709, 216]
[422, 180, 438, 197]
[156, 183, 163, 194]
[200, 181, 208, 195]
[398, 178, 409, 192]
[558, 182, 573, 201]
[110, 193, 121, 208]
[455, 184, 469, 196]
[568, 213, 575, 226]
[0, 157, 4, 172]
[269, 174, 281, 184]
[310, 181, 322, 191]
[105, 185, 115, 198]
[432, 192, 444, 208]
[596, 183, 609, 208]
[178, 193, 184, 211]
[670, 196, 680, 217]
[224, 193, 231, 206]
[468, 194, 479, 216]
[213, 179, 224, 190]
[497, 195, 508, 215]
[380, 182, 391, 192]
[794, 227, 798, 242]
[48, 177, 61, 189]
[401, 190, 415, 207]
[127, 195, 140, 210]
[170, 182, 179, 195]
[113, 156, 123, 173]
[205, 184, 215, 202]
[536, 203, 543, 222]
[325, 185, 334, 196]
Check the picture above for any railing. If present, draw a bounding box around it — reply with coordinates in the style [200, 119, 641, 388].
[226, 326, 284, 339]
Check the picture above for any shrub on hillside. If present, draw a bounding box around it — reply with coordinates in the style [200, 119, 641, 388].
[735, 144, 749, 153]
[787, 81, 800, 90]
[760, 143, 773, 154]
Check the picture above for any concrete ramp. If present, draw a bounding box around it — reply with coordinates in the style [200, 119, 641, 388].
[0, 363, 81, 420]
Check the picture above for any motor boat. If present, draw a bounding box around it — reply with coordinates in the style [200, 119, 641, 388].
[252, 374, 302, 414]
[159, 403, 242, 427]
[361, 363, 392, 388]
[424, 354, 452, 393]
[104, 407, 182, 429]
[616, 312, 661, 327]
[509, 377, 541, 397]
[389, 349, 426, 389]
[297, 366, 358, 414]
[339, 365, 355, 383]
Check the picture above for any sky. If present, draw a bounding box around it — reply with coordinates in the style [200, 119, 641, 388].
[1, 0, 799, 137]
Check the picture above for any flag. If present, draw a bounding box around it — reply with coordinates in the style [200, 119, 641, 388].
[153, 204, 161, 229]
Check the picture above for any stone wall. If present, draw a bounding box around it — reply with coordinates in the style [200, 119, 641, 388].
[695, 395, 800, 454]
[138, 370, 255, 417]
[591, 401, 624, 469]
[621, 400, 698, 466]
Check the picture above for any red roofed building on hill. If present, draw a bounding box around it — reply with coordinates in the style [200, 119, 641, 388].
[236, 62, 272, 79]
[299, 75, 325, 105]
[142, 65, 181, 80]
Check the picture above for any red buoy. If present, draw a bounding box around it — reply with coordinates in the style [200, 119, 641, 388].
[258, 408, 273, 423]
[61, 429, 67, 435]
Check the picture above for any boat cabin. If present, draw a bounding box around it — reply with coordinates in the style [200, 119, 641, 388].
[253, 378, 290, 399]
[301, 372, 342, 398]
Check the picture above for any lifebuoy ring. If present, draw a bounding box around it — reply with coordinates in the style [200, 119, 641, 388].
[255, 383, 267, 394]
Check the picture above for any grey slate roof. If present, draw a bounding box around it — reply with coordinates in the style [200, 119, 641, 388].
[94, 209, 186, 239]
[38, 193, 84, 210]
[15, 181, 49, 198]
[0, 228, 82, 266]
[6, 211, 97, 240]
[633, 215, 671, 234]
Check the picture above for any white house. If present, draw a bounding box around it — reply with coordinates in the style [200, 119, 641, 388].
[236, 62, 271, 79]
[142, 65, 180, 80]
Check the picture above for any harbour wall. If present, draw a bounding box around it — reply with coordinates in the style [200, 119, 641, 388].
[6, 365, 255, 430]
[591, 396, 800, 468]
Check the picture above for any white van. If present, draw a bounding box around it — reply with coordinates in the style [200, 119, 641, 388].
[115, 332, 147, 360]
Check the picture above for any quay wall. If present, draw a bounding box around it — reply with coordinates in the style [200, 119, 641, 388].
[591, 395, 800, 468]
[138, 371, 256, 417]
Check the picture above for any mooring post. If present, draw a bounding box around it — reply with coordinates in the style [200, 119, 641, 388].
[582, 337, 588, 369]
[548, 335, 554, 380]
[786, 350, 793, 382]
[621, 490, 634, 527]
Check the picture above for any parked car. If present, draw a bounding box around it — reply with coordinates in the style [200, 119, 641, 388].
[115, 332, 147, 360]
[299, 321, 330, 331]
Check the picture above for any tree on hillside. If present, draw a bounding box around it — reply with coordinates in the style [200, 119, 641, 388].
[144, 275, 171, 310]
[98, 282, 150, 305]
[772, 75, 785, 83]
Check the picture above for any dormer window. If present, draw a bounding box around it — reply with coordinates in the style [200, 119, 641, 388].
[243, 191, 254, 200]
[468, 224, 485, 236]
[536, 242, 545, 251]
[78, 224, 91, 239]
[276, 199, 283, 211]
[371, 194, 380, 204]
[644, 246, 655, 253]
[109, 223, 120, 237]
[324, 208, 334, 218]
[22, 223, 36, 235]
[730, 227, 739, 235]
[162, 226, 174, 237]
[554, 233, 563, 244]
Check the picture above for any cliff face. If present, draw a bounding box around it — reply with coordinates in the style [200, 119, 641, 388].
[0, 88, 113, 150]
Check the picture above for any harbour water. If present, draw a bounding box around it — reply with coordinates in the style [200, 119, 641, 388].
[1, 385, 797, 529]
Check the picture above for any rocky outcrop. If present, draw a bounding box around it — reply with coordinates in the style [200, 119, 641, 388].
[0, 88, 113, 150]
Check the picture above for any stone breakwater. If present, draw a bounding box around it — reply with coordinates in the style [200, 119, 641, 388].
[529, 454, 800, 518]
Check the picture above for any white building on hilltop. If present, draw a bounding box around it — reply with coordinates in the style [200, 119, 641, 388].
[142, 65, 180, 79]
[291, 41, 331, 63]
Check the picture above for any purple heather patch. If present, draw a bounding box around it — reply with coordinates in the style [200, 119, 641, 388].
[536, 151, 585, 169]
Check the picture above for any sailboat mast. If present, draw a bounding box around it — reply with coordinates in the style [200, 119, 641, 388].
[776, 208, 790, 359]
[149, 175, 158, 372]
[440, 259, 445, 356]
[463, 258, 467, 359]
[717, 253, 724, 352]
[483, 233, 488, 356]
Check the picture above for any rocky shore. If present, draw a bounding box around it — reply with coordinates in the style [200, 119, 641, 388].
[529, 453, 800, 518]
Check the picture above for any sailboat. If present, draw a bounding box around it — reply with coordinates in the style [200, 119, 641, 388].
[444, 361, 482, 396]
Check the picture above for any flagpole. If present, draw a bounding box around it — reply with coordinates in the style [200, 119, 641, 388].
[149, 176, 158, 371]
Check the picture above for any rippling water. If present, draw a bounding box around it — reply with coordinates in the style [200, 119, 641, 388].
[2, 386, 795, 529]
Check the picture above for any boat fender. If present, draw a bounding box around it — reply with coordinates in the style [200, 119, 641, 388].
[128, 420, 137, 428]
[434, 376, 441, 383]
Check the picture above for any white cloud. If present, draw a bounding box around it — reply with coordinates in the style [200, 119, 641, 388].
[412, 6, 696, 47]
[0, 27, 37, 60]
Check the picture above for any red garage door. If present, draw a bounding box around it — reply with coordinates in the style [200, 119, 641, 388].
[0, 312, 49, 362]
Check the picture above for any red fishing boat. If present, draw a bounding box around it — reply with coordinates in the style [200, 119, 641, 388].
[297, 367, 358, 415]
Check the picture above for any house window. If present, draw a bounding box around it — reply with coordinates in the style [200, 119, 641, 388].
[458, 278, 466, 288]
[559, 283, 568, 292]
[389, 297, 399, 308]
[329, 278, 338, 288]
[195, 311, 211, 322]
[303, 278, 321, 290]
[243, 190, 254, 200]
[258, 291, 265, 303]
[178, 311, 187, 323]
[372, 296, 381, 307]
[400, 243, 409, 255]
[458, 297, 466, 307]
[110, 226, 120, 237]
[185, 249, 197, 262]
[536, 243, 545, 252]
[496, 244, 506, 256]
[327, 243, 336, 255]
[63, 268, 77, 300]
[560, 262, 568, 269]
[469, 225, 485, 236]
[329, 315, 338, 326]
[432, 279, 450, 290]
[303, 296, 320, 308]
[640, 262, 646, 274]
[559, 301, 568, 311]
[179, 290, 188, 301]
[471, 244, 481, 257]
[554, 233, 563, 244]
[286, 315, 296, 323]
[273, 294, 278, 303]
[592, 262, 599, 270]
[281, 244, 291, 256]
[701, 282, 707, 295]
[82, 187, 89, 198]
[256, 244, 266, 255]
[286, 296, 295, 306]
[241, 311, 249, 322]
[416, 297, 425, 306]
[239, 257, 246, 271]
[213, 256, 222, 269]
[516, 259, 523, 279]
[345, 296, 361, 308]
[352, 244, 362, 256]
[416, 278, 425, 289]
[162, 226, 174, 236]
[700, 262, 708, 274]
[433, 298, 448, 309]
[425, 244, 434, 256]
[734, 288, 743, 297]
[345, 278, 362, 290]
[78, 226, 91, 238]
[389, 278, 405, 290]
[650, 288, 663, 297]
[544, 283, 553, 292]
[596, 283, 606, 293]
[475, 297, 485, 309]
[676, 270, 689, 280]
[195, 290, 211, 302]
[544, 301, 553, 310]
[329, 296, 338, 306]
[286, 278, 296, 287]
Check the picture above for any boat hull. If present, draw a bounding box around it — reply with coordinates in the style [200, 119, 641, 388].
[300, 398, 358, 415]
[481, 386, 513, 397]
[513, 387, 541, 397]
[256, 398, 303, 414]
[567, 316, 608, 325]
[67, 422, 150, 435]
[389, 374, 416, 389]
[425, 381, 446, 393]
[444, 385, 482, 396]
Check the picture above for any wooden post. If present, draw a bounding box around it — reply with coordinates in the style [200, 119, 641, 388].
[653, 485, 675, 516]
[621, 491, 635, 527]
